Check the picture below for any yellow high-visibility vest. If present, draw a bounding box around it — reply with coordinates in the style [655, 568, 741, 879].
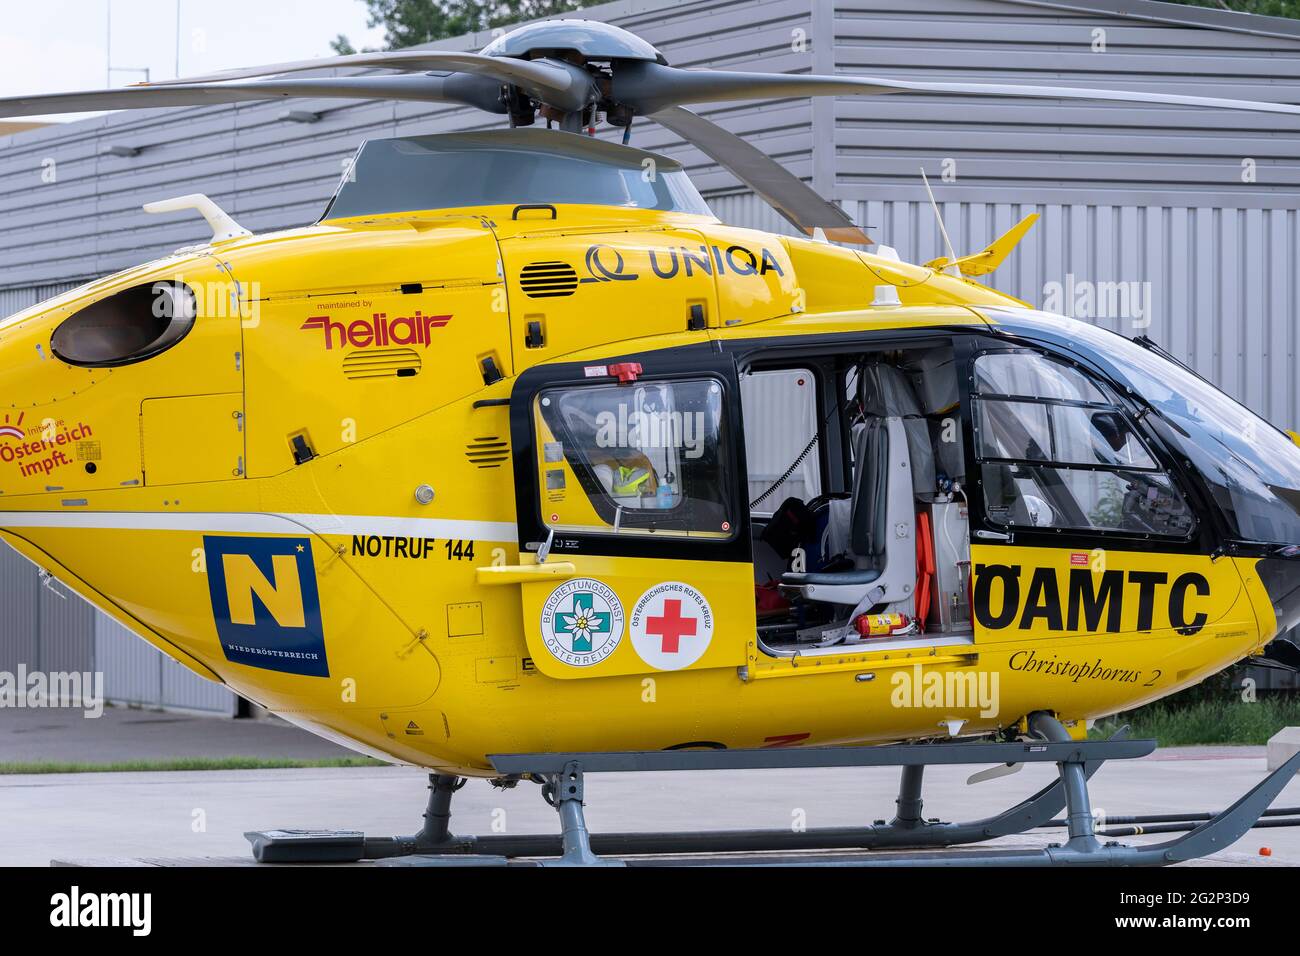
[613, 465, 651, 495]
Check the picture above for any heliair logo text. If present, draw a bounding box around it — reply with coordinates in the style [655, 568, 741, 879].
[301, 311, 451, 349]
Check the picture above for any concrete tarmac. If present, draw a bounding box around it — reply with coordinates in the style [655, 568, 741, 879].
[0, 706, 355, 764]
[1, 747, 1296, 866]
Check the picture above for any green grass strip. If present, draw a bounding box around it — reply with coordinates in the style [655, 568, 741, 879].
[1092, 696, 1300, 747]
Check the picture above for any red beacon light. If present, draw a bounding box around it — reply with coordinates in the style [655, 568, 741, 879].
[607, 362, 643, 383]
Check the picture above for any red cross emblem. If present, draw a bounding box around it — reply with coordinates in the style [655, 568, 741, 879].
[644, 598, 698, 654]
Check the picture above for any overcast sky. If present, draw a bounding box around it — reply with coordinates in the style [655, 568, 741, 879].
[1, 0, 389, 120]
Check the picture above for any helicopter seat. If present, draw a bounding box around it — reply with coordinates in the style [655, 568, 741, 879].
[781, 363, 920, 610]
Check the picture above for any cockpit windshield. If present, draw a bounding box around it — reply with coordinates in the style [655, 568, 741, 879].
[1010, 312, 1300, 546]
[321, 130, 714, 220]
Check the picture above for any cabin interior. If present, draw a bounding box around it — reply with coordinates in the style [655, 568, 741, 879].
[742, 344, 974, 657]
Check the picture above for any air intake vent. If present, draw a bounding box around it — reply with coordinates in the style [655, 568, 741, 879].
[342, 348, 422, 380]
[519, 261, 578, 298]
[466, 437, 510, 469]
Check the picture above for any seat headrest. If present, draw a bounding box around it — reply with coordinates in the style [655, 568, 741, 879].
[859, 362, 924, 418]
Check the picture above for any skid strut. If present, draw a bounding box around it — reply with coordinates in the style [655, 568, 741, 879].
[539, 761, 620, 866]
[245, 713, 1300, 866]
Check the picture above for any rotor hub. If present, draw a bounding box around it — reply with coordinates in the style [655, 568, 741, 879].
[481, 19, 668, 65]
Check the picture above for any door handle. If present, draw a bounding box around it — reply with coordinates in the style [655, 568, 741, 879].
[476, 562, 577, 586]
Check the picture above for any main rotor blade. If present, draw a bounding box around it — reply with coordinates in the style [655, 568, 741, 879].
[617, 61, 1300, 117]
[0, 74, 505, 120]
[651, 106, 871, 244]
[141, 49, 576, 96]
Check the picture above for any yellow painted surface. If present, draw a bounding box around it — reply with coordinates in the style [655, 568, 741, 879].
[141, 393, 244, 485]
[0, 199, 1278, 775]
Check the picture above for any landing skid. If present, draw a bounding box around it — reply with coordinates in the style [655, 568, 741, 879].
[245, 713, 1300, 867]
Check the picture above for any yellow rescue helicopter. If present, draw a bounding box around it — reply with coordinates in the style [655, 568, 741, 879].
[2, 18, 1300, 866]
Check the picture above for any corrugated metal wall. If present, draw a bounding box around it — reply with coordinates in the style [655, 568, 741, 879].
[827, 0, 1300, 207]
[0, 538, 235, 713]
[713, 190, 1300, 430]
[0, 280, 92, 318]
[858, 199, 1300, 427]
[818, 0, 1300, 427]
[0, 0, 809, 287]
[2, 0, 1300, 700]
[0, 544, 95, 675]
[93, 618, 165, 708]
[93, 618, 236, 713]
[0, 546, 39, 674]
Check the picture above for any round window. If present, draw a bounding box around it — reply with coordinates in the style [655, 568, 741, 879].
[51, 281, 197, 368]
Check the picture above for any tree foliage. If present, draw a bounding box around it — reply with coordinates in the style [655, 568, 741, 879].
[370, 0, 608, 46]
[330, 0, 1300, 56]
[333, 0, 607, 53]
[1161, 0, 1300, 17]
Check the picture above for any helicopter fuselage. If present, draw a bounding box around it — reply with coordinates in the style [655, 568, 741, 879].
[0, 135, 1294, 774]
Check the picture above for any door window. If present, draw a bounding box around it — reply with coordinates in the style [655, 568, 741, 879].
[740, 368, 822, 512]
[533, 377, 736, 539]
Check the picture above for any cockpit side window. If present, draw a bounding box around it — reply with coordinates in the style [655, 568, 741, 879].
[50, 282, 197, 368]
[532, 377, 736, 540]
[1060, 321, 1300, 546]
[973, 352, 1106, 404]
[972, 350, 1194, 537]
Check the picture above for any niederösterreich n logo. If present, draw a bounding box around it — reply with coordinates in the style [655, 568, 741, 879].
[539, 578, 624, 667]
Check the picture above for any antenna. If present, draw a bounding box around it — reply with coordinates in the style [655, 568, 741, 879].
[920, 167, 961, 278]
[142, 193, 251, 244]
